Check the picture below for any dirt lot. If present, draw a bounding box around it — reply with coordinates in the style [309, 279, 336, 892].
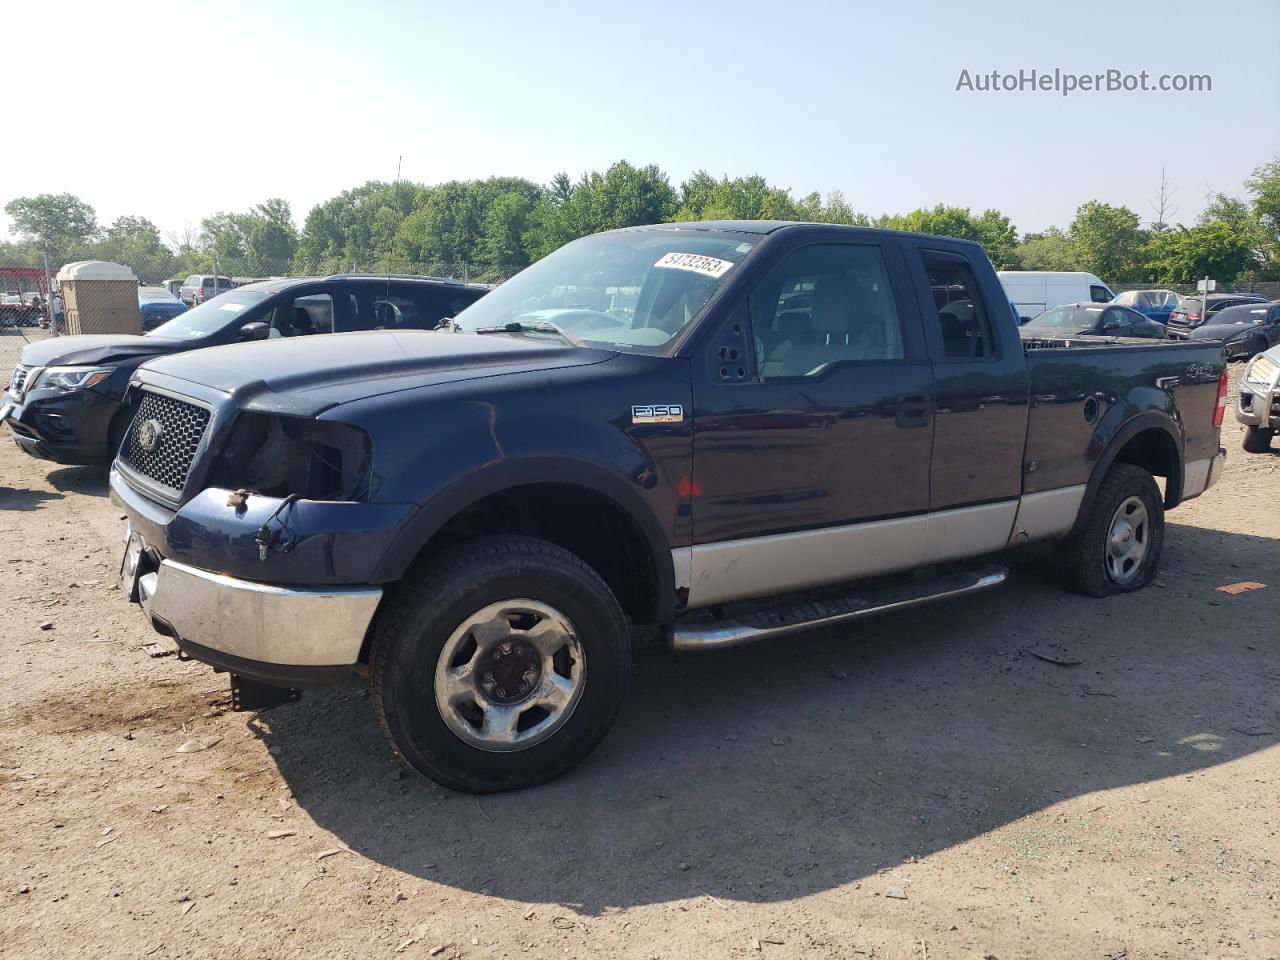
[2, 333, 1277, 959]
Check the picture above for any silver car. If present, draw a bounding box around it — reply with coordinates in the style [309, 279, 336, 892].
[1236, 346, 1280, 453]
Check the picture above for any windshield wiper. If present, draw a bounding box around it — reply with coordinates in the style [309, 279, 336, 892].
[470, 320, 583, 347]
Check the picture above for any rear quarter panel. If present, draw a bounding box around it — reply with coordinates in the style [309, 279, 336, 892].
[1023, 341, 1225, 496]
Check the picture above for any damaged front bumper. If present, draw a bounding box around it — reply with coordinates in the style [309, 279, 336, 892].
[112, 467, 400, 688]
[132, 553, 382, 687]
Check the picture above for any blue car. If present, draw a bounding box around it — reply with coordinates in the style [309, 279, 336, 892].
[138, 286, 187, 332]
[1111, 289, 1180, 325]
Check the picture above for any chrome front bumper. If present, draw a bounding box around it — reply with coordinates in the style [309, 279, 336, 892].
[1237, 380, 1278, 429]
[138, 558, 382, 668]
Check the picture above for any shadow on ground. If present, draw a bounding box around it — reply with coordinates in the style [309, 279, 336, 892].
[248, 522, 1279, 914]
[46, 465, 109, 496]
[0, 486, 64, 511]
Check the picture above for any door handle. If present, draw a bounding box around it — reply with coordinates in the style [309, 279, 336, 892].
[895, 393, 930, 428]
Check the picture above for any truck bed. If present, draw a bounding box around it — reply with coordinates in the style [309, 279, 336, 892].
[1019, 335, 1225, 497]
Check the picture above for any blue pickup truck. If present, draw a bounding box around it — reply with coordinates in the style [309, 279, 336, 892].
[110, 221, 1228, 792]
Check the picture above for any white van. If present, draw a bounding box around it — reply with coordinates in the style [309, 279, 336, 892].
[998, 271, 1116, 324]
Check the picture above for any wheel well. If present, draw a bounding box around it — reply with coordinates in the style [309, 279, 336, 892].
[404, 483, 661, 626]
[1110, 427, 1180, 507]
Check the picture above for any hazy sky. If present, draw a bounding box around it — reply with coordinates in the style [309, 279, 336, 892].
[4, 0, 1278, 243]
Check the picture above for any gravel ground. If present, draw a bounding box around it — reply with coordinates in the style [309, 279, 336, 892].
[1, 346, 1277, 960]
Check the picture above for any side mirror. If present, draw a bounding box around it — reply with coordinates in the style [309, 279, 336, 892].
[239, 321, 269, 341]
[1102, 318, 1121, 332]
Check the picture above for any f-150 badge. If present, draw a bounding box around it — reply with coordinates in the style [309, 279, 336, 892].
[632, 404, 684, 424]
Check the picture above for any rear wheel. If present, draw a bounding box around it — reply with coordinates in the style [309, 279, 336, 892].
[1243, 426, 1275, 454]
[1055, 464, 1164, 597]
[369, 536, 630, 793]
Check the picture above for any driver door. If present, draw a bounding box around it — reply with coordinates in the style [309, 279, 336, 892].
[687, 238, 934, 607]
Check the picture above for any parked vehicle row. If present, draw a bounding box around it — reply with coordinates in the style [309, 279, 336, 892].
[2, 274, 485, 465]
[999, 272, 1278, 359]
[998, 270, 1115, 324]
[89, 222, 1228, 793]
[1167, 292, 1273, 339]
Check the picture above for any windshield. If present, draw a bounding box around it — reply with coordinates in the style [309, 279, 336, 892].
[1212, 305, 1268, 325]
[451, 229, 757, 353]
[146, 290, 268, 340]
[1024, 305, 1106, 332]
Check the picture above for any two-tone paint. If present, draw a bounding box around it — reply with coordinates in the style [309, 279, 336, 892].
[111, 222, 1227, 683]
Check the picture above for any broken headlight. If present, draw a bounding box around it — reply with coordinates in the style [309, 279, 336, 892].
[208, 414, 372, 501]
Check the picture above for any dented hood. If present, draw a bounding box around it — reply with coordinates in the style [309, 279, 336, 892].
[136, 329, 615, 414]
[19, 333, 173, 367]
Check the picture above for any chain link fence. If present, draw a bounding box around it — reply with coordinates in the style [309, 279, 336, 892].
[1112, 280, 1280, 298]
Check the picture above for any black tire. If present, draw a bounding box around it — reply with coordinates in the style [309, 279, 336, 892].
[1242, 426, 1274, 454]
[369, 536, 629, 793]
[1055, 464, 1165, 597]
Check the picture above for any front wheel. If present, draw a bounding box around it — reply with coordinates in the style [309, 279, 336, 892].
[1055, 464, 1165, 597]
[1243, 426, 1275, 454]
[369, 536, 630, 793]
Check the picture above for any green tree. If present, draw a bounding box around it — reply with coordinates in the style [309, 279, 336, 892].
[479, 191, 536, 268]
[392, 177, 541, 267]
[298, 180, 428, 265]
[1015, 227, 1076, 271]
[1244, 156, 1280, 276]
[879, 204, 1019, 268]
[525, 163, 674, 260]
[1143, 223, 1256, 283]
[814, 190, 871, 226]
[245, 198, 298, 265]
[587, 161, 677, 231]
[1069, 201, 1143, 281]
[198, 211, 252, 265]
[93, 215, 174, 279]
[4, 192, 98, 263]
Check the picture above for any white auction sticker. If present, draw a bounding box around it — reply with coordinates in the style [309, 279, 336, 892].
[218, 302, 246, 312]
[654, 252, 735, 279]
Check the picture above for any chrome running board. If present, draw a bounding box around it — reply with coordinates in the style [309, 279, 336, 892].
[671, 564, 1008, 652]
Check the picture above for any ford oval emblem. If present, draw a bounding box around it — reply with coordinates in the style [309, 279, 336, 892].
[137, 418, 164, 452]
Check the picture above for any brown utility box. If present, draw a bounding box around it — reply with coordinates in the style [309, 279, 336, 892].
[56, 261, 140, 335]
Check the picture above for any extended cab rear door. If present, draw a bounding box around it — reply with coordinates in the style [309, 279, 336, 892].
[902, 242, 1030, 558]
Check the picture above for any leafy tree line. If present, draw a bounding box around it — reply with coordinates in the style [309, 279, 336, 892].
[4, 157, 1280, 285]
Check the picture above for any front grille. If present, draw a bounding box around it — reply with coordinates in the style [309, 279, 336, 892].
[9, 365, 28, 394]
[121, 391, 212, 494]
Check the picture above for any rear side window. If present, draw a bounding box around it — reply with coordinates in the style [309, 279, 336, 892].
[1089, 284, 1112, 303]
[920, 255, 995, 359]
[348, 284, 481, 332]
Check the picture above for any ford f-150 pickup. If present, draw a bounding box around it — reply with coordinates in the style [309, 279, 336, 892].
[108, 221, 1228, 792]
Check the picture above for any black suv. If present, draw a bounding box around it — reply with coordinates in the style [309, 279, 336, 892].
[1166, 292, 1270, 339]
[1, 275, 486, 465]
